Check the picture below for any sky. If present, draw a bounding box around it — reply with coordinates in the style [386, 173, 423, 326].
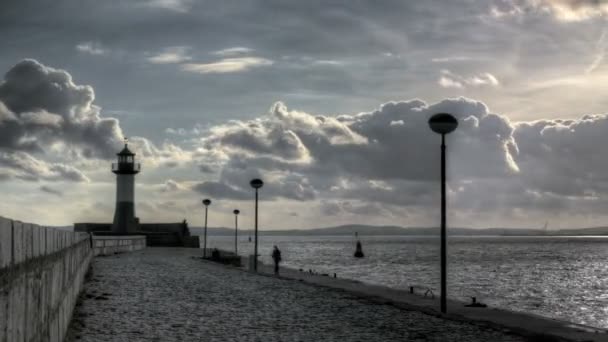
[1, 0, 608, 230]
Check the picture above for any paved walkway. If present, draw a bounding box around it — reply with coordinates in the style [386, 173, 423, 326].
[67, 248, 527, 342]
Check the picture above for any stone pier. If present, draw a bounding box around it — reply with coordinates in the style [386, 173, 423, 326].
[67, 248, 530, 342]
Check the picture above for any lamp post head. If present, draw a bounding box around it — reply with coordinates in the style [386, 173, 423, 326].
[429, 113, 458, 135]
[233, 209, 240, 215]
[250, 178, 264, 189]
[202, 199, 211, 206]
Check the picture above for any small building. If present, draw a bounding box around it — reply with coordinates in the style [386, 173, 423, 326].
[75, 140, 199, 248]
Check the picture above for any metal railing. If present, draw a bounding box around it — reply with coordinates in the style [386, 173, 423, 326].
[111, 163, 141, 173]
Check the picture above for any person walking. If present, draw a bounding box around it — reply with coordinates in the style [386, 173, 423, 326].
[272, 245, 282, 275]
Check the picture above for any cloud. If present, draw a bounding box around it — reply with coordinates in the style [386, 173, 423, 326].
[439, 76, 464, 89]
[186, 96, 608, 226]
[538, 0, 608, 21]
[181, 57, 274, 74]
[492, 0, 608, 21]
[0, 151, 89, 182]
[0, 59, 124, 159]
[431, 56, 478, 63]
[438, 70, 500, 89]
[586, 28, 608, 74]
[513, 114, 608, 197]
[144, 0, 192, 12]
[147, 46, 192, 64]
[212, 47, 254, 56]
[193, 98, 519, 207]
[192, 181, 250, 200]
[160, 179, 183, 192]
[40, 185, 63, 196]
[76, 42, 106, 55]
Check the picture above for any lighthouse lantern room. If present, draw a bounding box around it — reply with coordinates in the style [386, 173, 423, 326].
[111, 138, 141, 234]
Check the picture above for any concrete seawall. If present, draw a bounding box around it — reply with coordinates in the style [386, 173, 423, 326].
[0, 217, 93, 342]
[93, 236, 146, 256]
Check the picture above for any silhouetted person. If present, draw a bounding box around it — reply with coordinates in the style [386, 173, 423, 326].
[211, 248, 220, 260]
[272, 245, 282, 275]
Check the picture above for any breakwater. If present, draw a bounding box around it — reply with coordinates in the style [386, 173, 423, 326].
[0, 217, 93, 342]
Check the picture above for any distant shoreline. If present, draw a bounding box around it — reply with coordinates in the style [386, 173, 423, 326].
[189, 224, 608, 237]
[58, 223, 608, 237]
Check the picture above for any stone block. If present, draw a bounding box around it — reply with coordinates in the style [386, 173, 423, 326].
[8, 273, 25, 342]
[32, 224, 40, 259]
[44, 228, 51, 255]
[0, 217, 12, 269]
[0, 286, 7, 342]
[12, 221, 24, 265]
[23, 223, 33, 262]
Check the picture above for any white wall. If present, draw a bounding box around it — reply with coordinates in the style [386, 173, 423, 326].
[0, 217, 93, 342]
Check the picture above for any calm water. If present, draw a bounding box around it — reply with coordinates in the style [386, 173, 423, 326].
[202, 234, 608, 328]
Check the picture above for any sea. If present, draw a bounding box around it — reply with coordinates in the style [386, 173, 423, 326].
[203, 234, 608, 329]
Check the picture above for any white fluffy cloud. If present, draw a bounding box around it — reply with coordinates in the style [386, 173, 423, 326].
[492, 0, 608, 21]
[181, 57, 274, 74]
[147, 46, 192, 64]
[192, 98, 520, 208]
[76, 42, 106, 55]
[438, 70, 500, 89]
[185, 96, 608, 227]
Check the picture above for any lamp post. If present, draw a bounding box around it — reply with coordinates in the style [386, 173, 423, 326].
[428, 113, 458, 314]
[233, 209, 240, 255]
[202, 198, 211, 258]
[250, 178, 264, 272]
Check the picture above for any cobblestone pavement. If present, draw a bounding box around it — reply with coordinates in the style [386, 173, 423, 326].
[67, 248, 527, 342]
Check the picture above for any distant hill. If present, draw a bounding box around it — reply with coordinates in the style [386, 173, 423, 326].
[62, 223, 608, 236]
[190, 224, 563, 236]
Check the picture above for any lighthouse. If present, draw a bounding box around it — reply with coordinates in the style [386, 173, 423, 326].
[111, 139, 141, 234]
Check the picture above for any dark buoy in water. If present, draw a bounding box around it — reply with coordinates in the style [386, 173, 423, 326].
[354, 232, 364, 258]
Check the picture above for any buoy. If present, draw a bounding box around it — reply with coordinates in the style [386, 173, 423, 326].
[354, 240, 364, 258]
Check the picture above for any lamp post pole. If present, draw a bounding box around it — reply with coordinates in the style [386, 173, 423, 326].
[233, 209, 240, 255]
[202, 199, 211, 258]
[440, 133, 447, 314]
[250, 179, 264, 272]
[428, 113, 458, 314]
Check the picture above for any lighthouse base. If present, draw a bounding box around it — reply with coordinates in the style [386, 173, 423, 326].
[112, 201, 138, 234]
[74, 221, 200, 248]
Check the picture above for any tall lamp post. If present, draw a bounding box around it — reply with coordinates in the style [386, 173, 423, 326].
[250, 178, 264, 272]
[202, 198, 211, 258]
[233, 209, 240, 255]
[428, 113, 458, 314]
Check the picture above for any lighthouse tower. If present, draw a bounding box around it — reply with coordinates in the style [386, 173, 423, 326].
[111, 139, 141, 234]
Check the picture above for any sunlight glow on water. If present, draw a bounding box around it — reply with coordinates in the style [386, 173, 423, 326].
[203, 235, 608, 328]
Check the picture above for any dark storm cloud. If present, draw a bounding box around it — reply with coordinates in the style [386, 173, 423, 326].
[0, 59, 123, 158]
